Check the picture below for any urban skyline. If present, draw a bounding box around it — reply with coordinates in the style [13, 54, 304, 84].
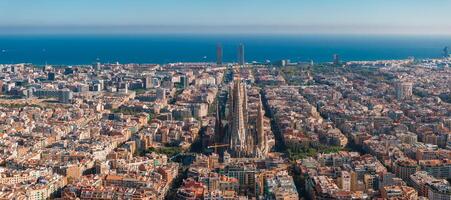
[1, 1, 451, 200]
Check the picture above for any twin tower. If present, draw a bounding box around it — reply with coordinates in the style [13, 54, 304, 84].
[216, 44, 245, 66]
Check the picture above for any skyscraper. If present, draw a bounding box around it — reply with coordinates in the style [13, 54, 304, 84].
[216, 44, 223, 66]
[143, 76, 153, 89]
[93, 58, 101, 71]
[180, 75, 188, 88]
[238, 43, 245, 66]
[333, 54, 340, 65]
[444, 46, 449, 58]
[48, 72, 55, 81]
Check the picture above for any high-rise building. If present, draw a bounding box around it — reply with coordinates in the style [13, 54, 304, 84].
[48, 72, 55, 81]
[93, 61, 101, 71]
[444, 46, 450, 58]
[238, 43, 245, 66]
[180, 76, 188, 88]
[216, 44, 223, 66]
[395, 81, 413, 100]
[93, 58, 101, 71]
[143, 76, 153, 89]
[333, 54, 340, 65]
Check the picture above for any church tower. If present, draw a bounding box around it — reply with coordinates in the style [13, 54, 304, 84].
[256, 96, 267, 157]
[229, 79, 247, 157]
[214, 101, 223, 144]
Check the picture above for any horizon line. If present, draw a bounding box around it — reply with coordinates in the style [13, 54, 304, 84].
[2, 25, 451, 36]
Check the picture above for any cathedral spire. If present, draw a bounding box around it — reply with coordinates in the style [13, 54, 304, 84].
[256, 95, 266, 155]
[223, 74, 268, 158]
[214, 101, 223, 143]
[229, 78, 247, 157]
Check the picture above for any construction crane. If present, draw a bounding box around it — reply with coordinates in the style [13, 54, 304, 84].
[207, 144, 229, 154]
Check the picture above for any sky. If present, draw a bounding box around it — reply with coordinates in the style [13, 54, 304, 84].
[1, 0, 451, 35]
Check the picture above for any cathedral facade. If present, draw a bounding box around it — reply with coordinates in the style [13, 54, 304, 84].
[216, 77, 269, 158]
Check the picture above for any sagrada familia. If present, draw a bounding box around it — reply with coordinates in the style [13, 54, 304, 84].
[215, 77, 269, 158]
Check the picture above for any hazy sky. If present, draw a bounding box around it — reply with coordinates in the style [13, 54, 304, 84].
[1, 0, 451, 35]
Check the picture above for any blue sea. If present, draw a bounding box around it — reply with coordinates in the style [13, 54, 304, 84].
[0, 34, 450, 65]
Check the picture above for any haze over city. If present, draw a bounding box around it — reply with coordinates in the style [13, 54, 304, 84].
[1, 0, 451, 35]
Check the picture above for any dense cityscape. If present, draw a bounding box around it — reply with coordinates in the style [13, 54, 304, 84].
[0, 43, 450, 200]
